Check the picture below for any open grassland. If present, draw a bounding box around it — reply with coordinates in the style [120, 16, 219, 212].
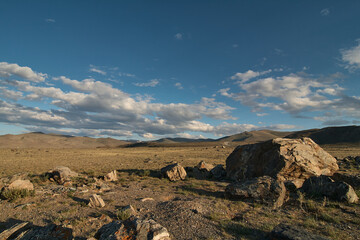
[0, 146, 234, 178]
[0, 144, 359, 178]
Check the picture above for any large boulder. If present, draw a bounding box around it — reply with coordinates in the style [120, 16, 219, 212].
[301, 175, 359, 203]
[95, 217, 171, 240]
[226, 138, 338, 188]
[49, 166, 78, 185]
[161, 163, 187, 181]
[225, 176, 287, 209]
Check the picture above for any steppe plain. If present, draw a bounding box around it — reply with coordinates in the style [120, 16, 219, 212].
[0, 129, 360, 240]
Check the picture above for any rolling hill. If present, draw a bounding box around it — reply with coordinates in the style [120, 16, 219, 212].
[0, 132, 129, 148]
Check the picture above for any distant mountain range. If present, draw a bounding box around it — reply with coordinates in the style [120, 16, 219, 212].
[0, 125, 359, 148]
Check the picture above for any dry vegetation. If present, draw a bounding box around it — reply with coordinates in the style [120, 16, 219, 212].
[0, 144, 359, 239]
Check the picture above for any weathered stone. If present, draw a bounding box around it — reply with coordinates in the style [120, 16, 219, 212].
[88, 194, 106, 208]
[0, 221, 73, 240]
[104, 170, 118, 182]
[332, 172, 360, 189]
[225, 176, 287, 209]
[95, 217, 171, 240]
[210, 164, 226, 180]
[7, 180, 34, 191]
[49, 166, 78, 185]
[122, 204, 137, 217]
[301, 175, 359, 203]
[226, 138, 338, 188]
[269, 223, 330, 240]
[161, 163, 186, 181]
[197, 161, 214, 171]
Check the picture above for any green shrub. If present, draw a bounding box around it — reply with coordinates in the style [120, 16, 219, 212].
[0, 189, 35, 201]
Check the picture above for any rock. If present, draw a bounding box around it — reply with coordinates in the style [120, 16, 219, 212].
[88, 194, 106, 208]
[332, 172, 360, 189]
[0, 221, 73, 240]
[7, 179, 34, 191]
[104, 170, 118, 182]
[269, 223, 330, 240]
[161, 163, 187, 181]
[49, 166, 78, 185]
[226, 138, 338, 188]
[95, 217, 171, 240]
[210, 164, 226, 180]
[301, 175, 359, 203]
[197, 161, 214, 171]
[225, 176, 287, 209]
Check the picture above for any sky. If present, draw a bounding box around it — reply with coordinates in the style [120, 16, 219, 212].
[1, 0, 360, 140]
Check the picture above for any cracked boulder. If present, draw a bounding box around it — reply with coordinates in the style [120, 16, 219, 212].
[161, 163, 186, 181]
[225, 176, 287, 209]
[226, 138, 338, 188]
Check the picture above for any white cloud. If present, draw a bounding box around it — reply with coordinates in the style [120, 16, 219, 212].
[320, 8, 330, 16]
[174, 33, 183, 40]
[231, 69, 271, 83]
[0, 62, 47, 82]
[175, 82, 183, 89]
[341, 40, 360, 69]
[89, 65, 107, 75]
[256, 113, 268, 117]
[134, 79, 160, 87]
[45, 18, 56, 23]
[142, 133, 155, 139]
[119, 72, 136, 78]
[0, 87, 23, 100]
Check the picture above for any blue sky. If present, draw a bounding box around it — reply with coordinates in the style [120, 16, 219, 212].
[1, 0, 360, 140]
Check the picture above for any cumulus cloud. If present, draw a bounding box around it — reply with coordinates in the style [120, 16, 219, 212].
[341, 40, 360, 69]
[134, 79, 160, 87]
[230, 69, 271, 83]
[0, 62, 47, 82]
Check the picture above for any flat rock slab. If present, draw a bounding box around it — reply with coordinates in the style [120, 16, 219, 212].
[226, 138, 338, 188]
[269, 224, 330, 240]
[95, 217, 171, 240]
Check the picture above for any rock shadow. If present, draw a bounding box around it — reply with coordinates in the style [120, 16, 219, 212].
[117, 169, 161, 178]
[179, 185, 224, 199]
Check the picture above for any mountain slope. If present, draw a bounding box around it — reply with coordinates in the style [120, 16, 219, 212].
[285, 125, 360, 144]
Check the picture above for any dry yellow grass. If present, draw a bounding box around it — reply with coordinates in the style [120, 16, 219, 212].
[0, 147, 233, 177]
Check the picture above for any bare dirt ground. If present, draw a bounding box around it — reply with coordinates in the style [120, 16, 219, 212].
[0, 145, 360, 239]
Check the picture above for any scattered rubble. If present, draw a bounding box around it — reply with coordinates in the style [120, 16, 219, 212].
[88, 194, 106, 208]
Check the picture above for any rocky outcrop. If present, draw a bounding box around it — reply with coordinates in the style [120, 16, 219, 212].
[186, 162, 226, 180]
[161, 163, 187, 181]
[95, 217, 171, 240]
[269, 223, 330, 240]
[49, 166, 78, 185]
[88, 194, 106, 208]
[332, 172, 360, 189]
[226, 138, 338, 188]
[210, 164, 226, 180]
[104, 170, 117, 182]
[225, 176, 287, 209]
[301, 175, 359, 203]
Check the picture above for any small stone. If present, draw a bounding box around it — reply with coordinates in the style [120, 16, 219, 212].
[7, 179, 34, 191]
[161, 163, 187, 181]
[104, 170, 117, 182]
[88, 194, 105, 208]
